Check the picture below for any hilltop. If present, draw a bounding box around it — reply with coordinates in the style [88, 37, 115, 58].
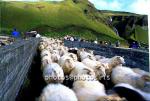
[0, 0, 123, 42]
[0, 0, 148, 45]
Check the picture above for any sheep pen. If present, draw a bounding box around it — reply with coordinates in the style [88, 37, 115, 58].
[16, 36, 150, 101]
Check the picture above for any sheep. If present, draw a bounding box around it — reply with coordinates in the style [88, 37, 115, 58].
[43, 63, 64, 83]
[69, 62, 96, 80]
[39, 44, 45, 51]
[39, 84, 77, 101]
[77, 49, 96, 61]
[58, 53, 78, 74]
[73, 78, 106, 101]
[132, 68, 150, 76]
[95, 55, 106, 61]
[41, 55, 52, 69]
[73, 74, 125, 101]
[111, 65, 150, 89]
[99, 56, 125, 75]
[114, 83, 150, 101]
[39, 41, 48, 48]
[45, 46, 53, 52]
[98, 56, 124, 64]
[51, 53, 60, 63]
[41, 49, 51, 58]
[58, 46, 68, 56]
[67, 53, 78, 62]
[82, 58, 108, 80]
[58, 56, 75, 75]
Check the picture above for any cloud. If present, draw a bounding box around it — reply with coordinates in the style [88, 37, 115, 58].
[89, 0, 122, 11]
[89, 0, 150, 15]
[129, 0, 150, 15]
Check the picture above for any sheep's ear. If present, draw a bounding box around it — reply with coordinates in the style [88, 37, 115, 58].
[141, 75, 150, 81]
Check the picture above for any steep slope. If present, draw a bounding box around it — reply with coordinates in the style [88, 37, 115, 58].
[0, 0, 123, 42]
[101, 10, 148, 45]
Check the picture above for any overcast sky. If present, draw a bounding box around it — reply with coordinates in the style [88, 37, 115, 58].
[2, 0, 150, 15]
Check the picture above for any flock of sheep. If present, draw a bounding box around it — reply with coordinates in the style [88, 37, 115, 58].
[38, 37, 150, 101]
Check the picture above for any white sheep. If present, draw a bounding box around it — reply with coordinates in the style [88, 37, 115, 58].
[82, 58, 108, 80]
[39, 44, 45, 51]
[67, 53, 78, 62]
[41, 49, 51, 58]
[43, 63, 64, 83]
[58, 55, 75, 75]
[111, 65, 150, 89]
[39, 84, 77, 101]
[69, 62, 96, 80]
[73, 78, 107, 101]
[99, 56, 125, 75]
[58, 46, 68, 56]
[51, 53, 60, 63]
[114, 83, 150, 101]
[77, 49, 96, 61]
[41, 55, 52, 69]
[45, 45, 53, 52]
[132, 68, 150, 76]
[95, 55, 106, 61]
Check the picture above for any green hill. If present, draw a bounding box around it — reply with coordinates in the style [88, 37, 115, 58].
[101, 10, 148, 45]
[0, 0, 124, 42]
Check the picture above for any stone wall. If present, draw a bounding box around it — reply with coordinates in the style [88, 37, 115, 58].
[64, 40, 149, 72]
[0, 38, 40, 101]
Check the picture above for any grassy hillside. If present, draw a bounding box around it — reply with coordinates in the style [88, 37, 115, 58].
[0, 0, 123, 42]
[130, 25, 148, 44]
[101, 10, 148, 45]
[101, 10, 141, 16]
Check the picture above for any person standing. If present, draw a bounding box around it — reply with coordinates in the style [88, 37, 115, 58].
[115, 40, 120, 47]
[12, 28, 20, 38]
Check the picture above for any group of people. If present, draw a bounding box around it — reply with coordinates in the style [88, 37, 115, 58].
[11, 29, 142, 49]
[64, 35, 115, 47]
[63, 35, 144, 49]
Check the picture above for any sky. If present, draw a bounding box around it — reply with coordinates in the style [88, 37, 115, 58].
[2, 0, 150, 15]
[88, 0, 150, 15]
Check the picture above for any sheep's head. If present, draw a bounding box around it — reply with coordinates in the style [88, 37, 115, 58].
[112, 56, 125, 66]
[41, 49, 51, 58]
[51, 54, 60, 63]
[39, 44, 45, 51]
[95, 63, 108, 80]
[63, 59, 75, 75]
[69, 53, 78, 61]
